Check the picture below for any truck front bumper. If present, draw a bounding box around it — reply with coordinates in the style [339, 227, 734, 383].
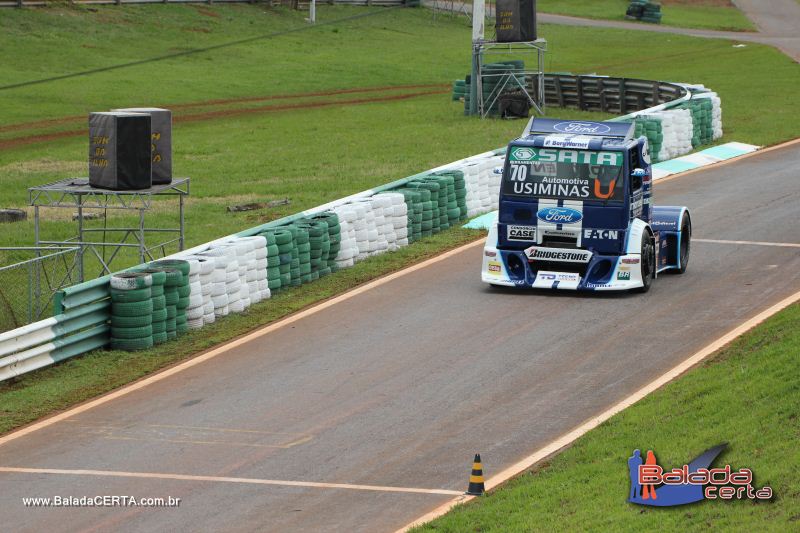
[481, 241, 645, 291]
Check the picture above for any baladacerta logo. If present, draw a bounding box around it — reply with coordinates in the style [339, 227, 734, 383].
[627, 444, 773, 506]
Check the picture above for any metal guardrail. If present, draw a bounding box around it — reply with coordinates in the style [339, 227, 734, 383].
[542, 74, 689, 116]
[0, 301, 110, 381]
[1, 75, 705, 383]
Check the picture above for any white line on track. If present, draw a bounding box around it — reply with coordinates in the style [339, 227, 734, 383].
[694, 238, 800, 248]
[0, 467, 462, 496]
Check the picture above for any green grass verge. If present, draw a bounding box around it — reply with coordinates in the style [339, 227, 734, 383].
[0, 227, 485, 435]
[537, 0, 756, 32]
[416, 303, 800, 531]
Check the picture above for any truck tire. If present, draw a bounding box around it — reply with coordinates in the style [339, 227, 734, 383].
[677, 212, 692, 274]
[636, 234, 655, 293]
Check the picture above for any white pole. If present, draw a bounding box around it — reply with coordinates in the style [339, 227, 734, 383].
[472, 0, 485, 41]
[470, 1, 485, 115]
[310, 0, 316, 24]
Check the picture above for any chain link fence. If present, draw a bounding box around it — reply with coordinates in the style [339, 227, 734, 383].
[0, 247, 80, 333]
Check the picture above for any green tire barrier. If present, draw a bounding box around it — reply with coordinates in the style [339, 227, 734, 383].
[131, 267, 168, 345]
[109, 272, 152, 291]
[111, 325, 153, 339]
[110, 314, 152, 328]
[627, 0, 662, 24]
[109, 273, 153, 351]
[109, 336, 154, 351]
[311, 212, 340, 271]
[144, 265, 182, 340]
[110, 299, 153, 317]
[151, 259, 190, 333]
[110, 287, 151, 303]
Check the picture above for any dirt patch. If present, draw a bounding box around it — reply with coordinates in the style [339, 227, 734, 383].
[0, 84, 449, 148]
[174, 89, 450, 125]
[166, 83, 450, 110]
[185, 27, 212, 34]
[193, 6, 221, 18]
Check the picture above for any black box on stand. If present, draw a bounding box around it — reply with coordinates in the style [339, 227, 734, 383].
[88, 112, 152, 190]
[113, 107, 172, 185]
[496, 0, 537, 42]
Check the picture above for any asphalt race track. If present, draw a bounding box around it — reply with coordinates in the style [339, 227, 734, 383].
[1, 145, 798, 532]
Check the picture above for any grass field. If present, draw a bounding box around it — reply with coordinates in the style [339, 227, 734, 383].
[0, 4, 799, 430]
[537, 0, 756, 32]
[417, 302, 800, 531]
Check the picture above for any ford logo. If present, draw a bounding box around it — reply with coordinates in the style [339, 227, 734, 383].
[553, 121, 611, 135]
[537, 207, 583, 224]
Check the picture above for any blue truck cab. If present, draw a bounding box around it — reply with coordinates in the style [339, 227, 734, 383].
[481, 118, 692, 292]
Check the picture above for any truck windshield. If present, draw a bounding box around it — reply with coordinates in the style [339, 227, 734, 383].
[502, 147, 625, 202]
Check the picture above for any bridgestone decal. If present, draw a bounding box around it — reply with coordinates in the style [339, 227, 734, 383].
[525, 247, 592, 263]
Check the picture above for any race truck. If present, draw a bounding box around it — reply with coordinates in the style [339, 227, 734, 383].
[482, 118, 691, 292]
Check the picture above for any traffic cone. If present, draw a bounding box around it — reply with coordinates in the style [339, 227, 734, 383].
[466, 453, 485, 496]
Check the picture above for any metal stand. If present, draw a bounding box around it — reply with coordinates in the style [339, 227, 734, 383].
[28, 178, 190, 282]
[472, 39, 547, 118]
[432, 0, 475, 23]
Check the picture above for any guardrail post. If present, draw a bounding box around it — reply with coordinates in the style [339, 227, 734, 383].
[27, 262, 33, 324]
[597, 77, 607, 113]
[576, 75, 584, 110]
[554, 76, 564, 108]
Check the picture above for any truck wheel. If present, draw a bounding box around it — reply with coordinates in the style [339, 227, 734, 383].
[636, 235, 655, 293]
[677, 212, 692, 274]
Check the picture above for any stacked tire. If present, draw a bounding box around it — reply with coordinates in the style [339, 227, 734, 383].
[236, 235, 269, 303]
[331, 205, 359, 268]
[266, 228, 295, 290]
[452, 79, 466, 101]
[298, 219, 330, 280]
[349, 202, 369, 261]
[407, 180, 442, 234]
[109, 272, 154, 351]
[258, 232, 282, 294]
[393, 188, 423, 243]
[310, 211, 340, 273]
[150, 259, 190, 334]
[283, 225, 308, 286]
[409, 186, 434, 237]
[186, 254, 218, 326]
[130, 268, 168, 345]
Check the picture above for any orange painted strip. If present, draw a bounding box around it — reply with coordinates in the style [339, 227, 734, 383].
[0, 467, 462, 496]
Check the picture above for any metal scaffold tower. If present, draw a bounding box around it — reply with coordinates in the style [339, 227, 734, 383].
[28, 178, 190, 282]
